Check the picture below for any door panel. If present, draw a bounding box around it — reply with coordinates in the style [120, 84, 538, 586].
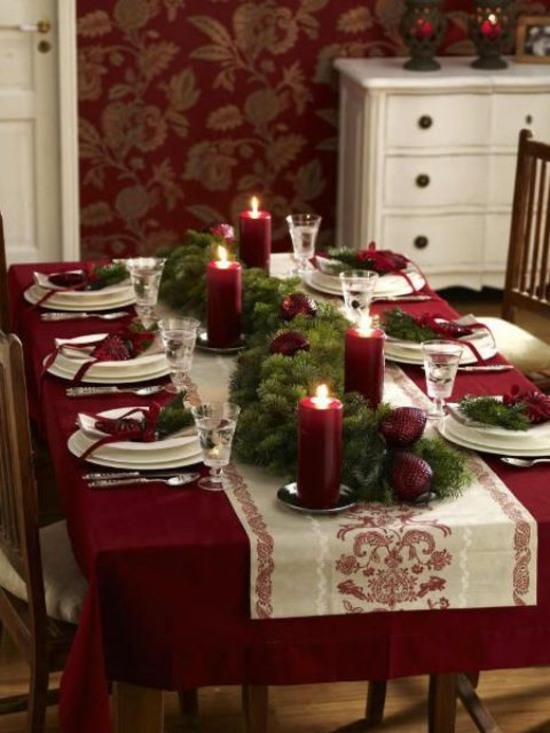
[0, 0, 61, 264]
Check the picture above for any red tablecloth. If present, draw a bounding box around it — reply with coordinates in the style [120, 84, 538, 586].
[9, 263, 550, 733]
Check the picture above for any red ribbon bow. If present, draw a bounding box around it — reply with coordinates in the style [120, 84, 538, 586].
[80, 404, 162, 459]
[503, 386, 550, 424]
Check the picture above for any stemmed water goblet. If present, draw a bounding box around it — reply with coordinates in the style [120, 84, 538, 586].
[126, 257, 166, 328]
[158, 317, 200, 394]
[421, 340, 464, 419]
[339, 270, 379, 323]
[191, 402, 241, 491]
[285, 213, 322, 276]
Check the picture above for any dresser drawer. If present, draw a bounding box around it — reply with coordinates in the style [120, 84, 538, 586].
[381, 214, 484, 267]
[384, 156, 487, 208]
[386, 94, 491, 149]
[487, 155, 516, 207]
[491, 94, 550, 146]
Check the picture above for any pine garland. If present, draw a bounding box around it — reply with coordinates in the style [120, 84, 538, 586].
[157, 230, 471, 504]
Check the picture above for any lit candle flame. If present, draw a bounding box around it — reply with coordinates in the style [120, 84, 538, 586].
[312, 383, 330, 408]
[487, 13, 497, 23]
[217, 245, 229, 268]
[250, 196, 260, 218]
[357, 314, 372, 336]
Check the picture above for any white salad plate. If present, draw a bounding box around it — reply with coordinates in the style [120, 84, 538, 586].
[46, 334, 169, 383]
[384, 326, 497, 366]
[69, 408, 202, 469]
[304, 268, 426, 299]
[438, 412, 550, 457]
[25, 282, 135, 311]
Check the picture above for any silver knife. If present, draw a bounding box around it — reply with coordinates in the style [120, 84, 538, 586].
[82, 470, 190, 481]
[457, 364, 513, 372]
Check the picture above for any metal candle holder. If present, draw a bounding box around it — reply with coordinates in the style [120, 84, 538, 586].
[400, 0, 446, 72]
[470, 0, 511, 69]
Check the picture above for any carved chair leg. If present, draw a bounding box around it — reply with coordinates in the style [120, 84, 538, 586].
[428, 673, 457, 733]
[27, 661, 49, 733]
[242, 685, 268, 733]
[365, 680, 387, 726]
[457, 673, 503, 733]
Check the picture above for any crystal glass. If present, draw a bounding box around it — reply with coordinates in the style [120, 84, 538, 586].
[126, 257, 166, 327]
[286, 213, 321, 275]
[339, 270, 379, 322]
[158, 317, 200, 394]
[191, 401, 240, 492]
[421, 340, 464, 419]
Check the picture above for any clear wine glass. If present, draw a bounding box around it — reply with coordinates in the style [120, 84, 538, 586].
[421, 340, 464, 419]
[126, 257, 166, 328]
[191, 401, 241, 491]
[339, 270, 379, 322]
[286, 213, 321, 276]
[158, 317, 200, 394]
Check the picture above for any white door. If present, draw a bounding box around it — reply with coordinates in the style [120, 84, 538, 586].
[0, 0, 79, 266]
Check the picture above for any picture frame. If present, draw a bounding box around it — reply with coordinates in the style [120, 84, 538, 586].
[516, 16, 550, 64]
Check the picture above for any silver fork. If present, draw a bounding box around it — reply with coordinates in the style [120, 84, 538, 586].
[66, 384, 165, 397]
[41, 311, 129, 321]
[88, 473, 200, 489]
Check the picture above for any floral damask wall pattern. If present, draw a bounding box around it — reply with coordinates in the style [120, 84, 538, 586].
[76, 0, 547, 259]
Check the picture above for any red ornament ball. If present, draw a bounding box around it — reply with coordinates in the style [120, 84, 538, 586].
[378, 407, 427, 448]
[269, 331, 310, 357]
[280, 293, 318, 321]
[389, 452, 433, 502]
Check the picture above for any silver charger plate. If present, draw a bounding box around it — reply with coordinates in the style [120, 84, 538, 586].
[196, 328, 246, 355]
[277, 482, 358, 515]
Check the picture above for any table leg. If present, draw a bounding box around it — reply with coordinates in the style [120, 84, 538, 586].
[242, 685, 269, 733]
[428, 674, 457, 733]
[113, 682, 164, 733]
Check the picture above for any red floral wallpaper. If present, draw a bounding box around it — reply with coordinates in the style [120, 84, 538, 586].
[76, 0, 547, 259]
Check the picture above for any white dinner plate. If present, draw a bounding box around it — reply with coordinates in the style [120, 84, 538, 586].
[68, 430, 203, 470]
[304, 268, 426, 298]
[384, 326, 497, 366]
[77, 408, 198, 459]
[438, 414, 550, 457]
[46, 334, 169, 383]
[24, 283, 136, 311]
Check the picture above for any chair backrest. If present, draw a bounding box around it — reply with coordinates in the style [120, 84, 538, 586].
[503, 128, 550, 323]
[0, 332, 48, 653]
[0, 213, 9, 332]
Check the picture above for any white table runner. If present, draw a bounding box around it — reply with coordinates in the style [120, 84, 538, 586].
[216, 362, 537, 619]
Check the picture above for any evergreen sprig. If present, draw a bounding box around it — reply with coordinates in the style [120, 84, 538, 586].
[156, 394, 194, 438]
[88, 262, 128, 290]
[382, 307, 436, 342]
[458, 396, 530, 431]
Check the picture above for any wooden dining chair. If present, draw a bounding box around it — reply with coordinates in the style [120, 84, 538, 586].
[0, 330, 88, 732]
[480, 128, 550, 390]
[0, 212, 10, 332]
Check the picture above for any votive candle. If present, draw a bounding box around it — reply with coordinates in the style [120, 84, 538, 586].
[344, 316, 385, 409]
[206, 246, 242, 349]
[297, 385, 343, 510]
[239, 196, 271, 272]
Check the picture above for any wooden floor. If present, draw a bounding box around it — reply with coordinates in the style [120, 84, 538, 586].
[3, 288, 549, 732]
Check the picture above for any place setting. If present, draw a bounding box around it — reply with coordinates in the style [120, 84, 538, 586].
[25, 261, 136, 312]
[437, 389, 550, 458]
[381, 308, 498, 366]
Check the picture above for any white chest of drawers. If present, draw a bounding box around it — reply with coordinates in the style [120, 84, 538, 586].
[334, 57, 550, 290]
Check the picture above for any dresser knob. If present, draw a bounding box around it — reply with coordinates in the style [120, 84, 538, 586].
[418, 115, 433, 129]
[415, 174, 430, 188]
[414, 236, 429, 250]
[525, 114, 533, 125]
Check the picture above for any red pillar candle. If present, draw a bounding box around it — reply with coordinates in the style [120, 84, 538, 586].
[480, 14, 502, 40]
[344, 317, 385, 409]
[239, 196, 271, 272]
[297, 385, 343, 510]
[206, 247, 242, 349]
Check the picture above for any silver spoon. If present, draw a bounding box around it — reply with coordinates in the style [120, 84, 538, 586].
[66, 384, 165, 397]
[41, 311, 129, 321]
[500, 456, 550, 468]
[88, 472, 200, 489]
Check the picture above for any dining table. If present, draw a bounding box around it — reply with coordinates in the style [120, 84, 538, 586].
[7, 255, 550, 733]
